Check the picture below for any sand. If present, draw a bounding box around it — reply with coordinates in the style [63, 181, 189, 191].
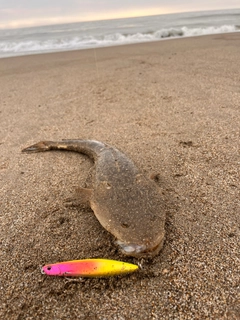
[0, 33, 239, 319]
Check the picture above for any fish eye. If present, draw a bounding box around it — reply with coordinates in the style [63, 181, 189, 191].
[47, 266, 52, 271]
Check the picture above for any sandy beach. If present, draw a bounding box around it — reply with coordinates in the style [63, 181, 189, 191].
[0, 33, 239, 319]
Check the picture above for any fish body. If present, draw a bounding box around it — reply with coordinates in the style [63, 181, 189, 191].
[22, 140, 166, 257]
[42, 259, 138, 277]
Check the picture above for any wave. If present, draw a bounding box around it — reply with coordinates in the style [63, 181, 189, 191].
[0, 24, 238, 57]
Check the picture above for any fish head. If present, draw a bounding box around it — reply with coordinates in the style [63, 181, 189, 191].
[41, 264, 62, 276]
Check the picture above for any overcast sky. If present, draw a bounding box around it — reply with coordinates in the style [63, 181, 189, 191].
[0, 0, 239, 29]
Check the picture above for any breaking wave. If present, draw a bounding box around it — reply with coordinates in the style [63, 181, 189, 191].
[0, 24, 239, 57]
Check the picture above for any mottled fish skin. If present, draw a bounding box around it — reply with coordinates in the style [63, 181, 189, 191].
[22, 139, 166, 258]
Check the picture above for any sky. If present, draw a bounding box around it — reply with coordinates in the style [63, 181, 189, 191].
[0, 0, 239, 29]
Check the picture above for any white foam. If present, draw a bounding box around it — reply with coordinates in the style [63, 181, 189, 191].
[0, 24, 238, 57]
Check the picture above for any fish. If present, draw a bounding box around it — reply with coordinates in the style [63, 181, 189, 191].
[22, 139, 166, 258]
[41, 259, 138, 277]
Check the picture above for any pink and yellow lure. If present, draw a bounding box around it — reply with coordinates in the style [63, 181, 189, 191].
[41, 259, 138, 277]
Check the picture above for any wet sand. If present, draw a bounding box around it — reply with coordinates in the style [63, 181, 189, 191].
[0, 33, 239, 319]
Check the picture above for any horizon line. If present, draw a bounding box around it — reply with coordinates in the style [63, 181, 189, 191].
[0, 7, 239, 31]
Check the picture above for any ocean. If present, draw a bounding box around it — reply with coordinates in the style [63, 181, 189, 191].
[0, 8, 239, 58]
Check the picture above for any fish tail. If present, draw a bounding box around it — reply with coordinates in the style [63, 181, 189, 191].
[22, 139, 107, 160]
[22, 141, 53, 153]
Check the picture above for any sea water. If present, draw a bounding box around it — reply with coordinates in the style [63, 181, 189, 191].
[0, 9, 239, 58]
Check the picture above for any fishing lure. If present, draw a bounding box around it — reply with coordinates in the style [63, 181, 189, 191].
[41, 259, 138, 277]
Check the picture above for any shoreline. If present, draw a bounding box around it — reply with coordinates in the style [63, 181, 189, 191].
[1, 31, 239, 60]
[1, 33, 239, 319]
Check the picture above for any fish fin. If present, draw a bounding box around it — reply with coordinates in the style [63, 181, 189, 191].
[64, 187, 93, 209]
[22, 141, 52, 153]
[75, 187, 93, 203]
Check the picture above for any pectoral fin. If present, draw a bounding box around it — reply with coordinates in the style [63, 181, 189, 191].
[64, 187, 93, 209]
[75, 187, 93, 203]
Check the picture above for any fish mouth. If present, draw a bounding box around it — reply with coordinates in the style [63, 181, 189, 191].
[116, 237, 164, 258]
[116, 241, 146, 255]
